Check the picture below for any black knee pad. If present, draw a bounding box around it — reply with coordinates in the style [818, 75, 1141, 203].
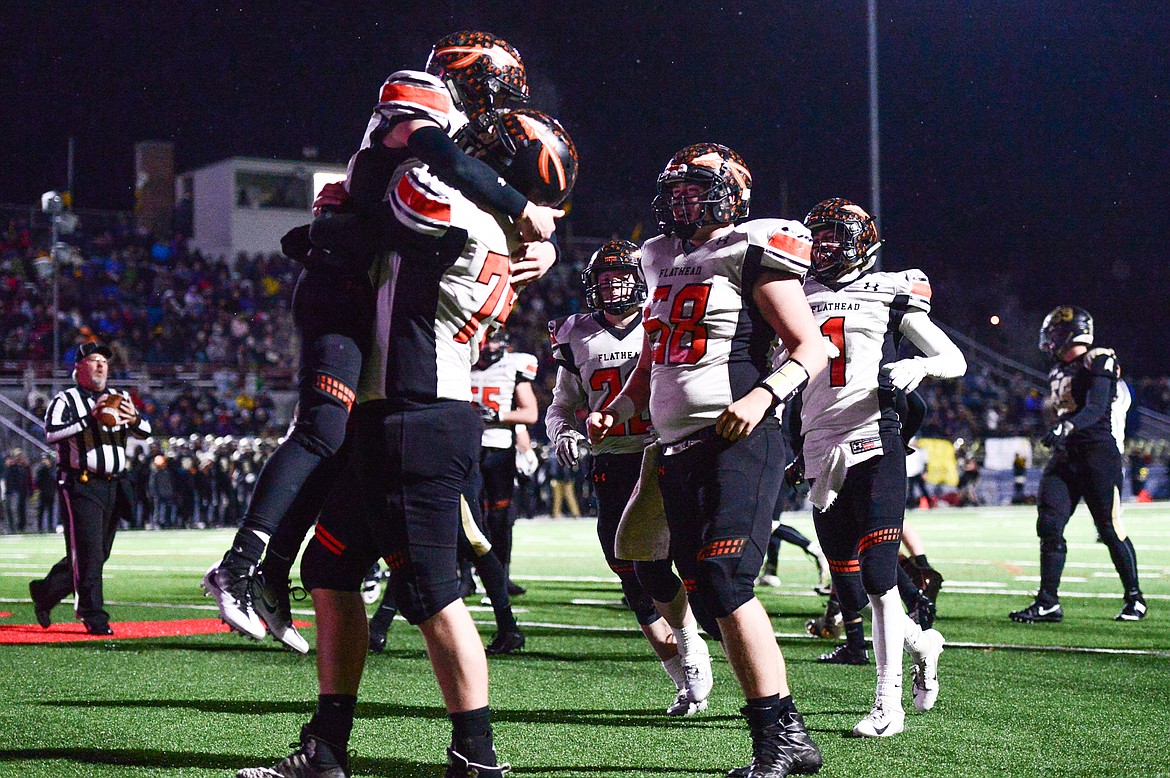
[291, 386, 351, 458]
[300, 535, 372, 592]
[635, 559, 682, 605]
[858, 529, 902, 595]
[682, 583, 724, 642]
[609, 561, 659, 625]
[695, 535, 759, 619]
[831, 568, 868, 617]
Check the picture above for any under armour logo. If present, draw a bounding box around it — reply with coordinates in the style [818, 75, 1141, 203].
[860, 282, 880, 291]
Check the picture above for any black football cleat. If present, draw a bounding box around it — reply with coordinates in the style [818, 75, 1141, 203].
[908, 592, 937, 630]
[729, 705, 823, 777]
[445, 746, 510, 777]
[485, 630, 526, 656]
[1009, 600, 1063, 623]
[1115, 595, 1147, 621]
[817, 643, 869, 665]
[84, 621, 114, 636]
[237, 727, 349, 778]
[29, 580, 52, 629]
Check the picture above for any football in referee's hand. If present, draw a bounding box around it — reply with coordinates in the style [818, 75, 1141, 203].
[94, 394, 126, 427]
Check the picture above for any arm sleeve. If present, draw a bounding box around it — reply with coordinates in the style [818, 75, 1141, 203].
[129, 412, 152, 439]
[899, 311, 967, 379]
[545, 367, 588, 442]
[1066, 373, 1114, 430]
[43, 393, 87, 444]
[407, 126, 528, 218]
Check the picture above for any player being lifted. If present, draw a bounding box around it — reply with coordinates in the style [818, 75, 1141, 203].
[204, 31, 564, 650]
[589, 144, 827, 778]
[546, 239, 715, 717]
[1010, 306, 1145, 623]
[790, 198, 965, 738]
[237, 109, 578, 778]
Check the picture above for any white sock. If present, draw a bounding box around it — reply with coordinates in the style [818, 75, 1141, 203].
[672, 623, 709, 659]
[903, 611, 926, 657]
[870, 587, 905, 707]
[662, 654, 686, 691]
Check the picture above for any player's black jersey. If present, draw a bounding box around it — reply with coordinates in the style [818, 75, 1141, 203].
[1047, 347, 1129, 451]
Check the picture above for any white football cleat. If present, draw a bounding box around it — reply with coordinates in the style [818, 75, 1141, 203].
[666, 688, 708, 716]
[202, 563, 266, 640]
[911, 628, 944, 711]
[852, 697, 905, 738]
[682, 651, 713, 704]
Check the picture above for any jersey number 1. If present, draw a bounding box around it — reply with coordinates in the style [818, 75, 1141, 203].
[821, 316, 847, 387]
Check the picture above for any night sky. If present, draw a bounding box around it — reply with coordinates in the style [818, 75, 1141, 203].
[4, 2, 1168, 374]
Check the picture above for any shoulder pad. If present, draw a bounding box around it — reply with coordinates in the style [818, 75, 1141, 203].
[510, 352, 539, 382]
[548, 315, 586, 371]
[390, 165, 453, 235]
[898, 269, 932, 314]
[744, 219, 811, 277]
[1085, 347, 1120, 378]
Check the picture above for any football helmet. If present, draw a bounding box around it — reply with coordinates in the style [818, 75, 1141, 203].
[468, 109, 578, 206]
[804, 197, 882, 285]
[476, 328, 510, 368]
[582, 240, 648, 314]
[651, 143, 752, 239]
[426, 31, 528, 136]
[1039, 305, 1093, 357]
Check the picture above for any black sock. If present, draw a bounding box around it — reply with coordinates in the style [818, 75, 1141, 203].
[308, 694, 357, 751]
[223, 530, 266, 572]
[845, 618, 866, 652]
[260, 548, 294, 585]
[450, 706, 495, 764]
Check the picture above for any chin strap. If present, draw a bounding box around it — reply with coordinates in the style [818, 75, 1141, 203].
[757, 357, 810, 404]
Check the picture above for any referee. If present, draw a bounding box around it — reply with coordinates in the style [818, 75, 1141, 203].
[28, 342, 151, 635]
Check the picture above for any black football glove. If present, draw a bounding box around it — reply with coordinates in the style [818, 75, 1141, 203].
[785, 452, 806, 489]
[477, 404, 501, 425]
[1041, 420, 1074, 448]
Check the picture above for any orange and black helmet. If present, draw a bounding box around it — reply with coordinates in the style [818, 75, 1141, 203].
[469, 109, 578, 207]
[581, 240, 647, 314]
[651, 143, 752, 239]
[804, 197, 882, 285]
[426, 31, 528, 134]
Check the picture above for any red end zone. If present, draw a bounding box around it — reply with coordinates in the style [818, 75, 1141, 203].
[0, 618, 312, 644]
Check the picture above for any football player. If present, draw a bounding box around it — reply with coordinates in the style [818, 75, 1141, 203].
[469, 330, 538, 596]
[204, 30, 564, 649]
[546, 239, 715, 717]
[236, 110, 577, 778]
[588, 144, 827, 778]
[1009, 306, 1145, 623]
[791, 198, 965, 738]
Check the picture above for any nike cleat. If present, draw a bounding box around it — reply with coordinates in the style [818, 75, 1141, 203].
[251, 570, 309, 654]
[910, 628, 944, 711]
[1009, 600, 1063, 623]
[1116, 595, 1147, 621]
[852, 697, 905, 738]
[203, 563, 266, 640]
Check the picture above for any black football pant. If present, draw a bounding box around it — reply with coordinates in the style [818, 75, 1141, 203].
[36, 473, 132, 625]
[1036, 444, 1140, 604]
[481, 447, 518, 576]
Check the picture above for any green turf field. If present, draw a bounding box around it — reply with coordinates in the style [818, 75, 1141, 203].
[1, 503, 1168, 777]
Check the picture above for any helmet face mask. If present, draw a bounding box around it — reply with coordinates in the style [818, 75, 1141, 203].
[652, 143, 751, 239]
[426, 31, 529, 137]
[582, 240, 648, 315]
[464, 109, 578, 206]
[804, 198, 881, 285]
[1039, 306, 1093, 359]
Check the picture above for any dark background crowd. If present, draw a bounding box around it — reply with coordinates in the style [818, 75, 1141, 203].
[2, 207, 1168, 534]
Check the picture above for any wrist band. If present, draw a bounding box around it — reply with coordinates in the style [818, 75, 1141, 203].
[757, 357, 810, 403]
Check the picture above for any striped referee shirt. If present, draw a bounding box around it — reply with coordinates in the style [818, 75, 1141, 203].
[43, 386, 152, 475]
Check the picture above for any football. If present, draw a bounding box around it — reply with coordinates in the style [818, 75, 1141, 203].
[93, 394, 126, 427]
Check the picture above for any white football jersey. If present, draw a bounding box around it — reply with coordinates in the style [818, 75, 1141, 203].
[471, 351, 538, 449]
[799, 269, 932, 480]
[359, 70, 467, 150]
[547, 312, 653, 456]
[641, 219, 811, 444]
[356, 162, 520, 407]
